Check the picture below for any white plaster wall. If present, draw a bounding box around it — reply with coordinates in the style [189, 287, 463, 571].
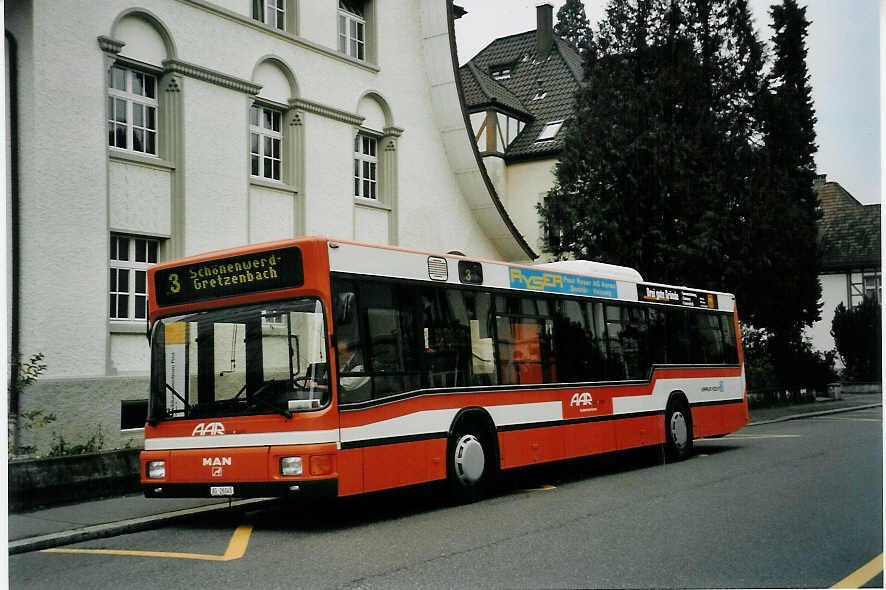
[182, 82, 250, 255]
[301, 113, 354, 237]
[11, 6, 109, 378]
[109, 161, 172, 236]
[354, 205, 389, 243]
[109, 333, 151, 374]
[299, 1, 338, 49]
[114, 15, 168, 65]
[249, 186, 295, 242]
[505, 158, 557, 258]
[806, 273, 848, 353]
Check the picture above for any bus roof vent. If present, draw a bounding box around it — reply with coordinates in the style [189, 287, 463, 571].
[427, 256, 449, 281]
[534, 260, 644, 283]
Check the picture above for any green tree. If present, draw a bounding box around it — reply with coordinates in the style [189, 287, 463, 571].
[746, 0, 821, 376]
[554, 0, 593, 54]
[541, 0, 767, 294]
[831, 299, 882, 382]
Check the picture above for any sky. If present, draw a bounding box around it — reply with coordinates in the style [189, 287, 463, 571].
[454, 0, 881, 205]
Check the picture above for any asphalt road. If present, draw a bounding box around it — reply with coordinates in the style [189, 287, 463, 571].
[10, 406, 882, 589]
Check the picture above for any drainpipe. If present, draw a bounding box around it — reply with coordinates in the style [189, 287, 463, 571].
[6, 31, 21, 447]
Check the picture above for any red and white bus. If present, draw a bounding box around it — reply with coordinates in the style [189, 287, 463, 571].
[141, 237, 747, 501]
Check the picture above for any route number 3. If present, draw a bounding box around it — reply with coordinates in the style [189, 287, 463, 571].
[168, 273, 181, 293]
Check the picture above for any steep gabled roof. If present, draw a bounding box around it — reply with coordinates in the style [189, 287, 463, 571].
[459, 62, 531, 119]
[462, 29, 583, 161]
[816, 179, 881, 272]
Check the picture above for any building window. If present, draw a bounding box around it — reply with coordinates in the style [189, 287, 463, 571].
[110, 235, 159, 321]
[338, 1, 366, 60]
[107, 65, 158, 155]
[354, 133, 377, 200]
[121, 399, 149, 430]
[491, 67, 511, 80]
[250, 104, 282, 181]
[536, 120, 563, 142]
[863, 275, 881, 303]
[253, 0, 285, 30]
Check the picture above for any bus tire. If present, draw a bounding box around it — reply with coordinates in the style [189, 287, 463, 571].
[664, 399, 693, 461]
[447, 424, 494, 503]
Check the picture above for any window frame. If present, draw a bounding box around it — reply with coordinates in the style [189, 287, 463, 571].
[107, 64, 159, 156]
[353, 132, 379, 201]
[253, 0, 286, 30]
[338, 1, 366, 61]
[109, 234, 160, 322]
[250, 103, 283, 182]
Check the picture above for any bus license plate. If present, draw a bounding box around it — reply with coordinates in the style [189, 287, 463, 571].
[210, 486, 234, 497]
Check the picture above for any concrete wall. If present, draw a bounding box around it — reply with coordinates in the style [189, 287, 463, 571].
[7, 0, 511, 454]
[504, 157, 557, 261]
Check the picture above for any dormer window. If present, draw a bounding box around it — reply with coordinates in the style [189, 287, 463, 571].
[532, 80, 547, 100]
[536, 120, 563, 142]
[490, 66, 512, 80]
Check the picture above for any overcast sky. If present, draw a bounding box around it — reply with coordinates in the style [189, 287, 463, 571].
[454, 0, 880, 205]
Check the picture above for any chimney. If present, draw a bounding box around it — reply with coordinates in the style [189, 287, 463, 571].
[536, 2, 553, 60]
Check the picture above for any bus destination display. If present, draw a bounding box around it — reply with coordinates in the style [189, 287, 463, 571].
[154, 246, 304, 306]
[638, 284, 717, 309]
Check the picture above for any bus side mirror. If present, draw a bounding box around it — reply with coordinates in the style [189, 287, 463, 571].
[336, 293, 355, 325]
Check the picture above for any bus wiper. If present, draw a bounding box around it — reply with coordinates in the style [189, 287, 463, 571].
[165, 383, 189, 411]
[248, 380, 292, 419]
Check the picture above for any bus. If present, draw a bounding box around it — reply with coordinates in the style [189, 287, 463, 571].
[141, 237, 747, 501]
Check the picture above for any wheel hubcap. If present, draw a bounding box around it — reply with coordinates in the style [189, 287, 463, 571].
[454, 434, 485, 485]
[670, 411, 688, 448]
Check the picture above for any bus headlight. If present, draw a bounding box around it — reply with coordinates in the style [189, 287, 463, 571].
[147, 461, 166, 479]
[280, 456, 303, 476]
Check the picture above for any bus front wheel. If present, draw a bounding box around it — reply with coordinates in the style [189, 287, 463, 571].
[447, 427, 493, 503]
[664, 400, 693, 461]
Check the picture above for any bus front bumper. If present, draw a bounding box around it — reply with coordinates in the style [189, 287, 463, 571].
[142, 478, 338, 499]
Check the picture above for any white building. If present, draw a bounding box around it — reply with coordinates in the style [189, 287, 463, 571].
[5, 0, 532, 453]
[806, 174, 881, 355]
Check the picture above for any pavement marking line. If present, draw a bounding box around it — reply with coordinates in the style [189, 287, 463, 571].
[813, 417, 882, 423]
[832, 553, 883, 588]
[722, 434, 803, 440]
[517, 485, 557, 492]
[41, 524, 253, 562]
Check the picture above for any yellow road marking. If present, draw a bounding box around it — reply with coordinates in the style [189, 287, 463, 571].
[42, 525, 253, 561]
[832, 553, 883, 588]
[519, 485, 556, 492]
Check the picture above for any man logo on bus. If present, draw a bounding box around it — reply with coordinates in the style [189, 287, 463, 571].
[192, 422, 225, 436]
[570, 392, 594, 407]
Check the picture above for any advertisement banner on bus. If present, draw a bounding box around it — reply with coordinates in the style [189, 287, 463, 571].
[509, 267, 617, 298]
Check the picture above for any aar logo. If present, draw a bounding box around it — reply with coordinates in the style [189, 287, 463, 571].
[570, 392, 594, 407]
[192, 422, 225, 436]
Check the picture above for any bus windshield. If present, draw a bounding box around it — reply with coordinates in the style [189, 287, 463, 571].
[148, 299, 329, 421]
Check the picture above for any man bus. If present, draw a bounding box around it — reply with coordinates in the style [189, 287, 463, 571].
[141, 237, 747, 502]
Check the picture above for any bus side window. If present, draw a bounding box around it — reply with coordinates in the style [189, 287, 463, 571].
[666, 308, 689, 365]
[647, 308, 667, 365]
[361, 282, 421, 399]
[720, 314, 739, 364]
[331, 279, 370, 403]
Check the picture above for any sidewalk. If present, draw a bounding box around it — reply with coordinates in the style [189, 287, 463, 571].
[8, 393, 881, 555]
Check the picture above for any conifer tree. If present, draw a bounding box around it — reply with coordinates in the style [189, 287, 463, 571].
[750, 0, 821, 378]
[554, 0, 592, 54]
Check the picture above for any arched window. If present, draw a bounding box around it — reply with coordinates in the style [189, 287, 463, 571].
[354, 93, 402, 244]
[250, 58, 301, 189]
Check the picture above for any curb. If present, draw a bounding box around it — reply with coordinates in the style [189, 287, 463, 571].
[8, 497, 277, 555]
[747, 403, 882, 426]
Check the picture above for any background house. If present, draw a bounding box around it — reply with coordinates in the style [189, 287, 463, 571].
[459, 2, 581, 260]
[5, 0, 530, 453]
[806, 174, 881, 354]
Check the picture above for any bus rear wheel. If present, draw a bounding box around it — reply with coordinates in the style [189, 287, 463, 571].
[664, 401, 693, 461]
[447, 426, 493, 503]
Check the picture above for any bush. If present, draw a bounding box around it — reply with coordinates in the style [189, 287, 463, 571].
[832, 298, 882, 382]
[742, 325, 838, 393]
